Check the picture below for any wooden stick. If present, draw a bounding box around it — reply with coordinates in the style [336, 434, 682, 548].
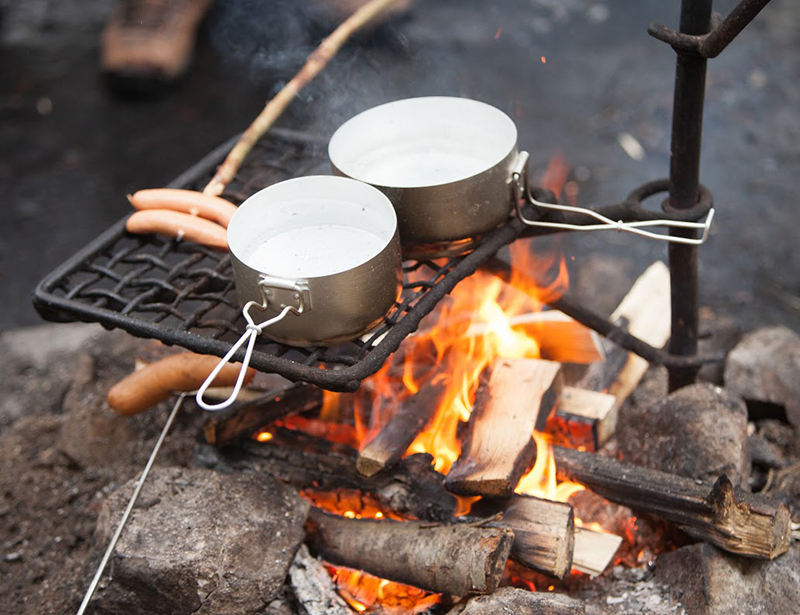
[553, 446, 792, 559]
[218, 428, 457, 522]
[203, 383, 322, 446]
[203, 0, 406, 196]
[571, 526, 622, 577]
[474, 495, 574, 579]
[446, 358, 563, 498]
[356, 379, 448, 477]
[305, 508, 515, 596]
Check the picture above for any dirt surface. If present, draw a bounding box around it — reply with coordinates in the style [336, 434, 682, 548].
[0, 329, 207, 614]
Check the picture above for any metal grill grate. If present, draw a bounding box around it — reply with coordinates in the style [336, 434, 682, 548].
[34, 129, 524, 392]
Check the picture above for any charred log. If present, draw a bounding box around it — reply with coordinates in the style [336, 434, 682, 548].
[216, 427, 456, 522]
[553, 446, 792, 559]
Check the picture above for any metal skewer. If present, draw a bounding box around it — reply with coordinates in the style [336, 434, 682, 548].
[76, 393, 186, 615]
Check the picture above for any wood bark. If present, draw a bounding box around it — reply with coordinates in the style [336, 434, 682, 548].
[305, 508, 514, 596]
[356, 379, 447, 477]
[203, 383, 322, 446]
[553, 446, 792, 559]
[474, 495, 574, 579]
[218, 427, 456, 522]
[446, 358, 563, 498]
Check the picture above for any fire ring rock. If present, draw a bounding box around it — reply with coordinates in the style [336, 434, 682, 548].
[617, 383, 749, 487]
[89, 467, 309, 615]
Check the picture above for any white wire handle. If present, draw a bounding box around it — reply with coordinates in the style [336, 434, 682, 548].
[511, 152, 715, 246]
[195, 301, 293, 411]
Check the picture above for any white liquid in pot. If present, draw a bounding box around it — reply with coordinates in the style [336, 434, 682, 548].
[348, 142, 489, 187]
[247, 224, 386, 278]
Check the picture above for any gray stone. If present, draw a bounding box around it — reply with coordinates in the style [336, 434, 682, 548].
[724, 325, 800, 427]
[447, 587, 584, 615]
[656, 543, 800, 615]
[90, 467, 310, 615]
[618, 383, 749, 487]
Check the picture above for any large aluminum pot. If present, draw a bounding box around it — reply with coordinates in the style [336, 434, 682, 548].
[227, 175, 403, 347]
[328, 96, 520, 258]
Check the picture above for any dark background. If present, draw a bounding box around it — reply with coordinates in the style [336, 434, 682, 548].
[1, 0, 798, 331]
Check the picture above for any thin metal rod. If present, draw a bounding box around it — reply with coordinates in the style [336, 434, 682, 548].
[701, 0, 772, 57]
[666, 0, 713, 392]
[76, 393, 186, 615]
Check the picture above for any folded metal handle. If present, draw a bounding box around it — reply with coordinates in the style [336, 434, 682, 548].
[510, 151, 715, 246]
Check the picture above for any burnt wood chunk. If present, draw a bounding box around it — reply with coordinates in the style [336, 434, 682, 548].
[553, 446, 792, 560]
[203, 383, 323, 446]
[305, 508, 514, 596]
[289, 544, 355, 615]
[356, 379, 448, 477]
[446, 358, 563, 498]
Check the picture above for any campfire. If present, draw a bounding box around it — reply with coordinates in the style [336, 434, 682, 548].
[27, 1, 799, 614]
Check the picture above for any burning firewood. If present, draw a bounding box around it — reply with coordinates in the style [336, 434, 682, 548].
[356, 378, 448, 477]
[553, 446, 792, 560]
[473, 494, 575, 579]
[218, 428, 457, 522]
[305, 507, 514, 596]
[446, 358, 563, 498]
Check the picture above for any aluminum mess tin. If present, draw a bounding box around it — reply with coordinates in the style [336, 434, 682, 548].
[328, 96, 521, 258]
[227, 175, 403, 347]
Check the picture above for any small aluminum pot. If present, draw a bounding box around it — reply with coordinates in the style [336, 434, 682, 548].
[227, 175, 403, 347]
[328, 96, 521, 258]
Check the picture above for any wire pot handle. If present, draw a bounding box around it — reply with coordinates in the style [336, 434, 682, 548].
[510, 151, 715, 246]
[195, 301, 293, 411]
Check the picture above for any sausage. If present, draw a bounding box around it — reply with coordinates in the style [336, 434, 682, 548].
[107, 353, 256, 416]
[125, 209, 228, 250]
[128, 188, 238, 228]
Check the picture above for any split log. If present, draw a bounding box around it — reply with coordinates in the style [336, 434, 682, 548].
[289, 544, 355, 615]
[214, 427, 456, 522]
[571, 526, 622, 577]
[473, 495, 574, 578]
[553, 446, 792, 559]
[446, 358, 563, 498]
[305, 507, 514, 596]
[550, 387, 617, 451]
[464, 310, 604, 364]
[356, 379, 447, 477]
[567, 261, 671, 446]
[203, 383, 322, 446]
[446, 588, 585, 615]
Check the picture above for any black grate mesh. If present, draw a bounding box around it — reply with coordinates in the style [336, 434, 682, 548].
[34, 129, 523, 392]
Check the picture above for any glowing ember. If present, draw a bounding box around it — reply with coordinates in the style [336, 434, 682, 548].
[255, 430, 273, 442]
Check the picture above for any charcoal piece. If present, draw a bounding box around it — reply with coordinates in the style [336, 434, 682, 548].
[656, 543, 800, 615]
[445, 587, 584, 615]
[724, 325, 800, 427]
[617, 383, 749, 487]
[89, 467, 309, 615]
